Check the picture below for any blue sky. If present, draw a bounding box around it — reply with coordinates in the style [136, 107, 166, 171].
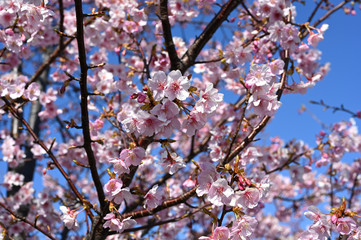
[266, 3, 361, 146]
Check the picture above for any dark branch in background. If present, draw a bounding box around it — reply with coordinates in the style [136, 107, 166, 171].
[311, 0, 351, 28]
[307, 0, 325, 23]
[0, 202, 56, 240]
[159, 0, 180, 70]
[348, 172, 359, 209]
[300, 0, 351, 39]
[74, 0, 106, 212]
[309, 100, 360, 118]
[179, 0, 242, 74]
[58, 0, 65, 51]
[2, 97, 94, 220]
[25, 38, 72, 89]
[240, 0, 259, 23]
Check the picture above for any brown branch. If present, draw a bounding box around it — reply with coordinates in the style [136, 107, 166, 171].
[2, 97, 94, 220]
[179, 0, 242, 74]
[224, 88, 250, 161]
[58, 0, 65, 51]
[120, 203, 210, 234]
[74, 0, 106, 212]
[0, 202, 56, 240]
[121, 185, 198, 219]
[159, 0, 180, 70]
[307, 0, 325, 23]
[309, 100, 359, 117]
[301, 0, 351, 39]
[25, 38, 72, 89]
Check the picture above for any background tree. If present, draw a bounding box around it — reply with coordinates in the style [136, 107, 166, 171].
[0, 0, 361, 239]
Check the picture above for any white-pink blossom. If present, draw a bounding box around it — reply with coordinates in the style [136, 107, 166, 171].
[144, 185, 162, 209]
[164, 70, 190, 101]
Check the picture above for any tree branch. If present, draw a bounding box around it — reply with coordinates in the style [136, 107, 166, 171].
[74, 0, 106, 212]
[121, 185, 198, 219]
[179, 0, 242, 74]
[2, 97, 94, 220]
[159, 0, 180, 70]
[0, 202, 56, 240]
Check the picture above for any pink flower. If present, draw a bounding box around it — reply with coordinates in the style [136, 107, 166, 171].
[307, 33, 324, 47]
[195, 83, 223, 114]
[336, 217, 357, 235]
[138, 111, 163, 136]
[103, 213, 136, 233]
[182, 110, 207, 136]
[9, 82, 25, 99]
[24, 82, 40, 101]
[230, 216, 257, 240]
[304, 206, 322, 221]
[150, 99, 180, 122]
[144, 185, 162, 209]
[213, 226, 230, 240]
[298, 230, 319, 240]
[347, 226, 361, 240]
[148, 71, 168, 101]
[3, 172, 24, 190]
[113, 187, 136, 204]
[245, 64, 273, 89]
[103, 213, 123, 232]
[196, 174, 214, 197]
[235, 187, 261, 209]
[268, 21, 285, 42]
[248, 83, 281, 116]
[182, 178, 196, 188]
[108, 157, 129, 175]
[269, 59, 284, 75]
[104, 178, 123, 202]
[119, 147, 145, 167]
[160, 151, 185, 174]
[207, 178, 234, 206]
[59, 206, 79, 230]
[96, 69, 115, 94]
[164, 70, 190, 101]
[309, 217, 331, 240]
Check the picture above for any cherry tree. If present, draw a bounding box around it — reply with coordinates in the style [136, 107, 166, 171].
[0, 0, 361, 239]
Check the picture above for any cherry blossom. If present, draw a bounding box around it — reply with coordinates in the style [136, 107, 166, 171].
[144, 185, 162, 209]
[207, 178, 234, 206]
[59, 206, 80, 230]
[164, 70, 190, 101]
[230, 216, 258, 240]
[0, 0, 359, 239]
[103, 213, 136, 233]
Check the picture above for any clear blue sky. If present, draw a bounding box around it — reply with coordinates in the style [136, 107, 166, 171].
[266, 3, 361, 146]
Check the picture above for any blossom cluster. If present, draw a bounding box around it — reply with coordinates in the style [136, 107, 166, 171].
[0, 0, 361, 239]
